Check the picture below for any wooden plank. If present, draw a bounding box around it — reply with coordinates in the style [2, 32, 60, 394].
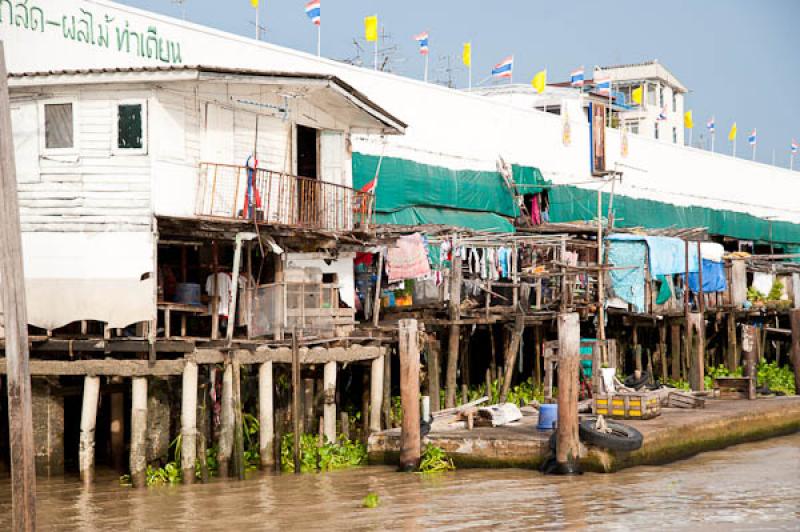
[0, 358, 186, 377]
[0, 40, 37, 531]
[195, 345, 385, 365]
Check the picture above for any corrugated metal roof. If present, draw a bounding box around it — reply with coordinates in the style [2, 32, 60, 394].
[8, 65, 407, 131]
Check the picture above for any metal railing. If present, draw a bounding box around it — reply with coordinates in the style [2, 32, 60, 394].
[196, 163, 374, 232]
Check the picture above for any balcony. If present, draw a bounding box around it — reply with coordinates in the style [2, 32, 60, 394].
[196, 163, 374, 232]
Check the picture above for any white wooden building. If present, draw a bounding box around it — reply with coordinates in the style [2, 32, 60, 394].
[6, 66, 404, 332]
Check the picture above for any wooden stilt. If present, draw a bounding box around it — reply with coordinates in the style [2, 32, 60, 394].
[369, 355, 384, 434]
[323, 361, 337, 442]
[130, 377, 148, 488]
[445, 249, 463, 408]
[291, 332, 301, 474]
[1, 47, 39, 525]
[303, 378, 315, 434]
[181, 360, 198, 483]
[258, 361, 275, 467]
[399, 319, 421, 471]
[382, 349, 391, 428]
[426, 334, 441, 412]
[197, 371, 210, 482]
[670, 322, 681, 381]
[217, 363, 234, 478]
[556, 313, 580, 472]
[688, 312, 705, 391]
[791, 310, 800, 395]
[78, 376, 100, 484]
[231, 357, 245, 480]
[110, 390, 125, 472]
[742, 324, 757, 400]
[658, 322, 668, 381]
[499, 314, 524, 402]
[726, 312, 738, 372]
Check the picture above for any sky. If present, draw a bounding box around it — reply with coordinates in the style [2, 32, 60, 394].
[118, 0, 800, 169]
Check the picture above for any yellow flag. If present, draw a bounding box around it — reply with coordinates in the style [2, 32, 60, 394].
[631, 85, 642, 105]
[531, 69, 547, 94]
[250, 0, 258, 7]
[462, 42, 472, 67]
[684, 110, 694, 129]
[728, 122, 737, 141]
[364, 15, 378, 42]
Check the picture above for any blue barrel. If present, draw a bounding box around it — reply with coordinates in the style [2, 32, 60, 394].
[537, 404, 558, 431]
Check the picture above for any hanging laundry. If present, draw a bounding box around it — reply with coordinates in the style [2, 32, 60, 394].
[531, 195, 542, 225]
[386, 233, 432, 283]
[655, 274, 673, 304]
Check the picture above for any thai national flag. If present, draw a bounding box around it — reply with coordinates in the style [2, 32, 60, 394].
[792, 139, 798, 154]
[570, 67, 585, 87]
[304, 0, 320, 25]
[594, 75, 611, 96]
[414, 32, 429, 55]
[492, 56, 514, 79]
[707, 117, 715, 133]
[748, 128, 757, 145]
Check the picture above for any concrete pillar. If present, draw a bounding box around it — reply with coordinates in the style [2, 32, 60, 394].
[146, 377, 171, 464]
[323, 361, 337, 443]
[31, 378, 64, 476]
[181, 361, 198, 483]
[78, 376, 100, 483]
[369, 355, 384, 433]
[130, 377, 148, 488]
[258, 361, 275, 468]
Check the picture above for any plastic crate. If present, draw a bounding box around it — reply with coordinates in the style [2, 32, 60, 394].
[593, 391, 661, 420]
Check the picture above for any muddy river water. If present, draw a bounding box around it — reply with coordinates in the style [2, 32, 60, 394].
[0, 432, 798, 530]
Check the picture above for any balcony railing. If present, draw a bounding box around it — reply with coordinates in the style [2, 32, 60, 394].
[196, 163, 374, 232]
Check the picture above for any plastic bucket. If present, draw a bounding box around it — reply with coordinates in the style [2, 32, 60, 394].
[175, 283, 201, 305]
[537, 403, 558, 431]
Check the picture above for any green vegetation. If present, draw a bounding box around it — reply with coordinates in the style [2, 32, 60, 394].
[703, 362, 796, 395]
[463, 377, 544, 406]
[418, 444, 455, 473]
[362, 493, 380, 509]
[280, 432, 367, 473]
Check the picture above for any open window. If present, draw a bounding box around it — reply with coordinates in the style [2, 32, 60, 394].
[41, 100, 76, 155]
[114, 100, 148, 154]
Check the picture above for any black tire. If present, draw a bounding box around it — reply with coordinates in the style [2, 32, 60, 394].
[579, 417, 643, 452]
[623, 370, 651, 389]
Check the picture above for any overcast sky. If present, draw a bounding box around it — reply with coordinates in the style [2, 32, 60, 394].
[119, 0, 800, 168]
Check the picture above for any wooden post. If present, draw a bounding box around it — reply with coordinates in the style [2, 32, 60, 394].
[499, 314, 525, 402]
[340, 412, 350, 440]
[369, 355, 384, 433]
[670, 322, 681, 381]
[130, 377, 148, 488]
[217, 363, 234, 477]
[110, 391, 125, 472]
[445, 249, 463, 408]
[0, 40, 36, 531]
[742, 324, 757, 400]
[726, 312, 739, 372]
[180, 360, 198, 483]
[556, 313, 580, 473]
[426, 334, 441, 412]
[291, 331, 301, 474]
[658, 321, 668, 381]
[399, 319, 421, 471]
[688, 312, 705, 391]
[322, 361, 337, 442]
[258, 361, 275, 467]
[231, 356, 245, 480]
[197, 372, 210, 482]
[791, 310, 800, 395]
[382, 349, 391, 428]
[372, 250, 384, 327]
[78, 376, 100, 484]
[303, 378, 315, 434]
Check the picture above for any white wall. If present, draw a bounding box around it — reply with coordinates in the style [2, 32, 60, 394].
[3, 0, 799, 229]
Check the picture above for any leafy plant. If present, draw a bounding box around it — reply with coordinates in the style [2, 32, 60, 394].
[362, 493, 380, 509]
[747, 286, 766, 303]
[757, 361, 796, 395]
[418, 444, 455, 473]
[768, 280, 785, 301]
[280, 432, 367, 474]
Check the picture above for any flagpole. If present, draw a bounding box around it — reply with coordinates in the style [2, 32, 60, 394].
[317, 22, 321, 56]
[732, 137, 736, 158]
[374, 37, 378, 71]
[424, 53, 428, 83]
[711, 131, 715, 153]
[752, 142, 756, 162]
[468, 63, 472, 90]
[792, 153, 795, 171]
[255, 2, 260, 40]
[689, 128, 693, 147]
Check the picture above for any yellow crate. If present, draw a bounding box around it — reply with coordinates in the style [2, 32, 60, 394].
[593, 391, 660, 420]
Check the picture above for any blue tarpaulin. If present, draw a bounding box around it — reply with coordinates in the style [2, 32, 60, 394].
[607, 234, 700, 275]
[687, 259, 727, 293]
[608, 239, 647, 313]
